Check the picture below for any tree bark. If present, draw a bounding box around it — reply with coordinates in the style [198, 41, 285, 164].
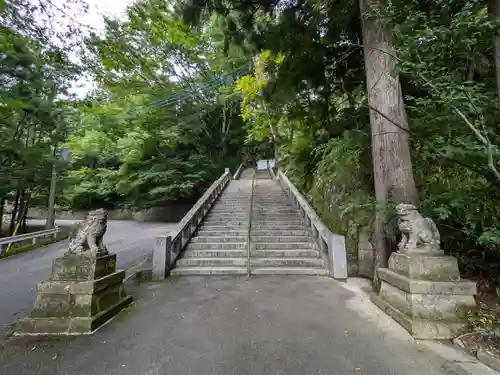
[16, 189, 30, 233]
[9, 190, 20, 235]
[359, 0, 419, 291]
[489, 0, 500, 100]
[16, 189, 26, 232]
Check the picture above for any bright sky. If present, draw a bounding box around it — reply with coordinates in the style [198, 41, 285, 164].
[65, 0, 137, 97]
[78, 0, 136, 33]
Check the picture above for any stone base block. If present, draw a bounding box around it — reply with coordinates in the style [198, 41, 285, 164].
[16, 269, 132, 336]
[388, 253, 460, 281]
[371, 292, 467, 339]
[372, 267, 477, 339]
[17, 295, 132, 336]
[30, 270, 128, 318]
[51, 253, 116, 281]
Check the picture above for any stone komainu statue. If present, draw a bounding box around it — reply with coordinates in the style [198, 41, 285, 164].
[67, 208, 109, 256]
[395, 203, 441, 255]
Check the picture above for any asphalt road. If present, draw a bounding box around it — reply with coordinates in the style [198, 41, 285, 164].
[0, 276, 482, 375]
[0, 220, 177, 338]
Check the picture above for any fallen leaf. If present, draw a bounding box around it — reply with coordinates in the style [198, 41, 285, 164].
[353, 368, 360, 372]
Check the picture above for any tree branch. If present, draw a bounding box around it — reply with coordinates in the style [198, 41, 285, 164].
[354, 42, 500, 184]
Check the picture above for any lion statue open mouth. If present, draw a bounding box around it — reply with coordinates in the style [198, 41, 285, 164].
[395, 204, 441, 255]
[67, 208, 109, 257]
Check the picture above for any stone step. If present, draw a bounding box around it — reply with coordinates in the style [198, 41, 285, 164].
[250, 249, 320, 257]
[252, 217, 301, 220]
[205, 214, 248, 219]
[177, 258, 247, 267]
[255, 201, 289, 203]
[170, 267, 247, 276]
[191, 236, 247, 243]
[252, 212, 299, 216]
[211, 206, 249, 209]
[211, 204, 251, 207]
[253, 201, 290, 203]
[252, 242, 315, 250]
[250, 267, 329, 276]
[209, 209, 250, 213]
[203, 219, 249, 225]
[250, 258, 324, 267]
[251, 235, 310, 242]
[183, 250, 247, 257]
[251, 230, 308, 236]
[205, 212, 248, 217]
[211, 205, 250, 208]
[252, 218, 302, 222]
[252, 209, 297, 213]
[215, 201, 252, 204]
[252, 221, 304, 225]
[187, 242, 246, 250]
[251, 225, 305, 231]
[199, 227, 249, 232]
[196, 230, 247, 236]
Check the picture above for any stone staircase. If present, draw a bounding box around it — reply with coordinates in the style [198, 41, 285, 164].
[170, 168, 328, 276]
[255, 169, 271, 179]
[250, 179, 328, 275]
[170, 179, 251, 276]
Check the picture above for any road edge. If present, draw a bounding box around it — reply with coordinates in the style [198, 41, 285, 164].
[340, 277, 499, 375]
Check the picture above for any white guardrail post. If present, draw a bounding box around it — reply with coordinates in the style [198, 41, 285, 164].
[0, 227, 61, 256]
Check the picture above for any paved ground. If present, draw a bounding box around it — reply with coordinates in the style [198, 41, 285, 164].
[0, 220, 177, 338]
[0, 275, 485, 375]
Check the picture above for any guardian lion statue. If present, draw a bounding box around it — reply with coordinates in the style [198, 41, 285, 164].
[67, 208, 109, 257]
[396, 204, 441, 255]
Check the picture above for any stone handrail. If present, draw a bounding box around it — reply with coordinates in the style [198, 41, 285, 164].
[233, 163, 244, 179]
[0, 227, 61, 255]
[152, 169, 232, 280]
[246, 169, 256, 275]
[277, 170, 348, 280]
[267, 162, 276, 180]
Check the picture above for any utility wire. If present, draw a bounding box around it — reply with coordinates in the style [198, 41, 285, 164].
[119, 66, 250, 116]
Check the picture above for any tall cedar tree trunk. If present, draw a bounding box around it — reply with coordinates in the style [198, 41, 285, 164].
[489, 0, 500, 100]
[359, 0, 419, 291]
[16, 189, 30, 233]
[16, 189, 26, 233]
[9, 190, 20, 235]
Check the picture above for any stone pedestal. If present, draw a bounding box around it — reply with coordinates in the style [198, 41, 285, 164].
[357, 227, 374, 279]
[17, 253, 132, 336]
[371, 252, 477, 339]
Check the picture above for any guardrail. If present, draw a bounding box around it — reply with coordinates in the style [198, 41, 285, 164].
[152, 168, 232, 280]
[233, 163, 244, 179]
[277, 170, 348, 280]
[0, 227, 61, 255]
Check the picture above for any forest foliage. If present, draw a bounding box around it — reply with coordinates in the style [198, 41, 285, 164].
[0, 0, 250, 235]
[181, 0, 500, 282]
[1, 0, 500, 299]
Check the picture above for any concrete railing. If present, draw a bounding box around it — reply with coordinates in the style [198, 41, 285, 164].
[277, 170, 348, 280]
[267, 162, 277, 180]
[233, 163, 244, 179]
[0, 227, 61, 255]
[152, 169, 232, 280]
